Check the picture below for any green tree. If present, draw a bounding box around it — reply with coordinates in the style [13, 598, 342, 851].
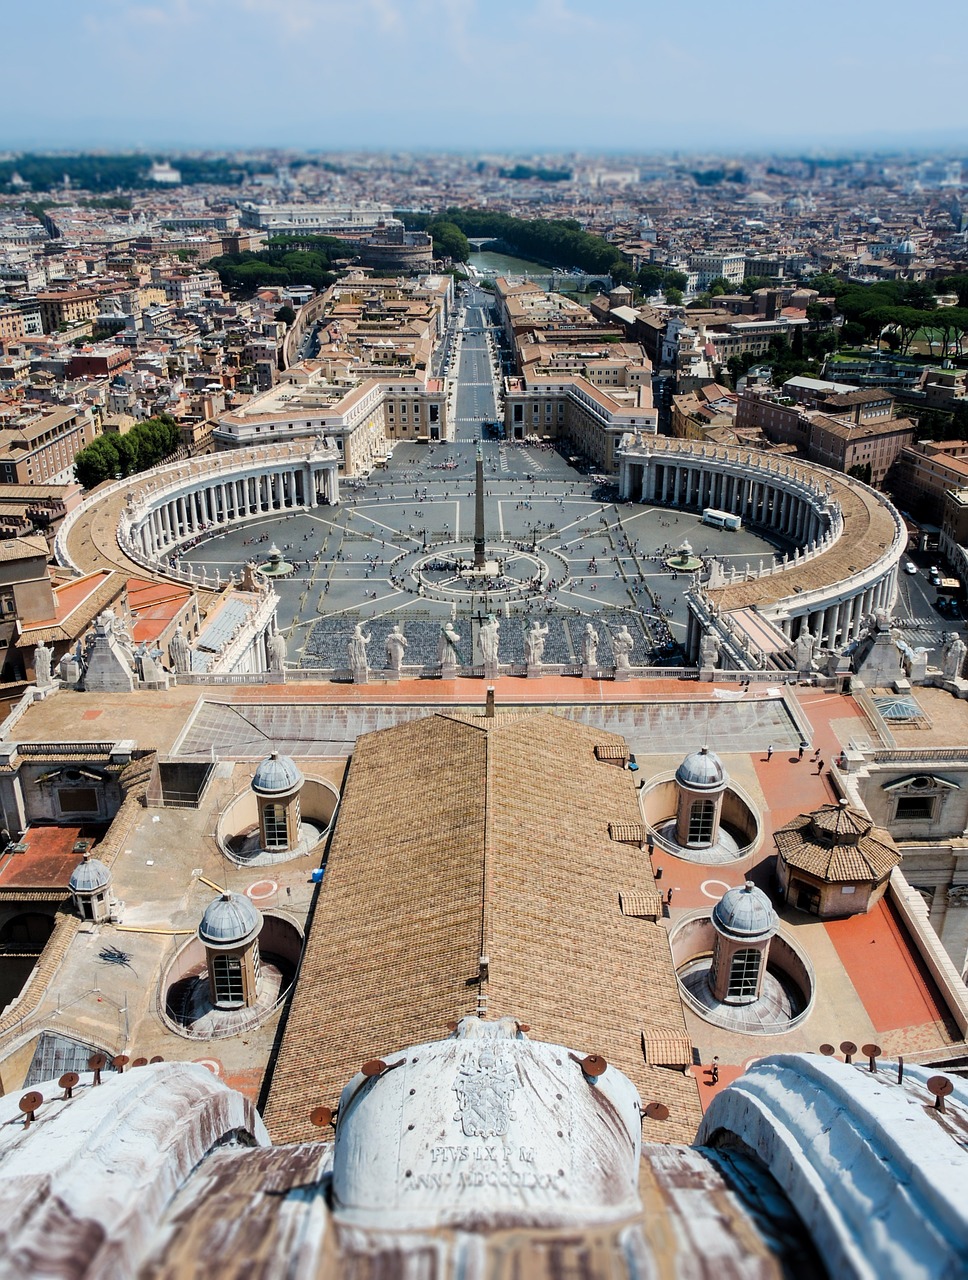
[74, 414, 180, 489]
[274, 305, 297, 326]
[637, 265, 666, 295]
[426, 220, 470, 263]
[664, 287, 684, 306]
[839, 321, 866, 348]
[804, 273, 842, 296]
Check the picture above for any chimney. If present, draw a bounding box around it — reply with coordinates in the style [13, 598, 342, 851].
[485, 686, 495, 718]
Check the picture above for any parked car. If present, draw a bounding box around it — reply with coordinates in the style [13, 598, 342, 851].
[904, 561, 918, 574]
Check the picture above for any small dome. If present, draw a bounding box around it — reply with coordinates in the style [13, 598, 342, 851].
[251, 751, 303, 796]
[713, 881, 778, 941]
[69, 854, 110, 894]
[675, 747, 727, 792]
[198, 891, 261, 947]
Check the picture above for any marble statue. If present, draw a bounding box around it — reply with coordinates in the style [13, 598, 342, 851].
[525, 620, 548, 666]
[267, 629, 287, 673]
[941, 632, 967, 681]
[385, 624, 407, 671]
[33, 641, 53, 688]
[794, 628, 818, 671]
[699, 631, 722, 669]
[610, 625, 634, 670]
[438, 621, 461, 667]
[480, 614, 500, 667]
[348, 622, 371, 672]
[111, 613, 136, 670]
[581, 623, 599, 668]
[136, 642, 165, 685]
[170, 623, 191, 674]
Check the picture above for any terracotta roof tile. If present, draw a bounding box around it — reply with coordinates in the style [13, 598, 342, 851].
[263, 711, 702, 1146]
[620, 890, 664, 920]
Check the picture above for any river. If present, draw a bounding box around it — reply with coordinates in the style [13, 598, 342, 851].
[466, 249, 595, 302]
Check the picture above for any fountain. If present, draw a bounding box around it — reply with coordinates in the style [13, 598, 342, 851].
[258, 544, 296, 577]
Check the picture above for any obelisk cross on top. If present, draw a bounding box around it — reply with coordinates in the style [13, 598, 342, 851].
[473, 438, 486, 569]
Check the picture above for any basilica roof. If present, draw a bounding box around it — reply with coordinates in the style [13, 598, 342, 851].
[263, 710, 702, 1146]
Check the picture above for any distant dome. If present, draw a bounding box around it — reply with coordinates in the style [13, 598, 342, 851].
[251, 751, 303, 796]
[675, 747, 727, 792]
[198, 891, 262, 948]
[69, 854, 110, 894]
[712, 881, 778, 941]
[745, 191, 775, 206]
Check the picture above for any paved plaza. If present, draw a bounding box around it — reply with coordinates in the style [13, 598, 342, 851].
[179, 286, 792, 673]
[180, 438, 791, 671]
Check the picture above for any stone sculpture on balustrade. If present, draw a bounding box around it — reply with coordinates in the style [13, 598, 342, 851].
[385, 624, 407, 679]
[479, 614, 500, 676]
[941, 632, 967, 685]
[267, 629, 287, 674]
[170, 623, 192, 675]
[438, 621, 461, 676]
[33, 641, 53, 690]
[525, 620, 548, 676]
[348, 623, 372, 683]
[610, 625, 635, 681]
[581, 623, 599, 676]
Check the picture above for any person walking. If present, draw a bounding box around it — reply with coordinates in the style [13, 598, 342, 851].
[766, 744, 774, 761]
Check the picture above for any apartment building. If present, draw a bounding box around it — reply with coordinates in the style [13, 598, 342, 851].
[496, 289, 657, 470]
[892, 440, 968, 517]
[807, 413, 914, 485]
[688, 252, 746, 288]
[35, 290, 101, 333]
[737, 384, 913, 485]
[0, 404, 98, 486]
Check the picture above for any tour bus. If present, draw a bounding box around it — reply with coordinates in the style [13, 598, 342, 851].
[702, 508, 742, 531]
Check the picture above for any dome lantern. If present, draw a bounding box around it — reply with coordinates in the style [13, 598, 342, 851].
[674, 747, 728, 850]
[68, 853, 112, 922]
[709, 882, 778, 1005]
[198, 891, 264, 1010]
[251, 751, 304, 854]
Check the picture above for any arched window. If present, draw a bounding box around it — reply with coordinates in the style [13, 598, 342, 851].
[687, 799, 716, 846]
[728, 948, 761, 999]
[263, 802, 289, 848]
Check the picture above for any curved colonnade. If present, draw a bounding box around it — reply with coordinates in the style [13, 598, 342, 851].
[618, 437, 906, 664]
[56, 439, 342, 585]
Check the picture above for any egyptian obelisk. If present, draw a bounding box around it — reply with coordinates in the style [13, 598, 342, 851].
[473, 439, 486, 568]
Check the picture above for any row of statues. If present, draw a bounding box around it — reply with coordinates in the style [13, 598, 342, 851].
[346, 617, 637, 674]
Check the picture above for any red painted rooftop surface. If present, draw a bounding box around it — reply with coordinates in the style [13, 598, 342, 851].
[825, 898, 952, 1035]
[54, 571, 112, 623]
[0, 825, 87, 890]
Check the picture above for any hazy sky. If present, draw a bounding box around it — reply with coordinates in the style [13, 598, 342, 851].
[6, 0, 968, 153]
